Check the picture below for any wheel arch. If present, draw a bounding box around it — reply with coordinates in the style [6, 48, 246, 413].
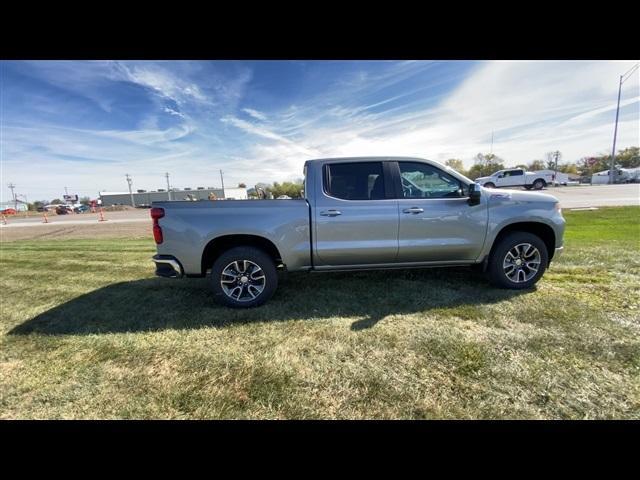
[532, 178, 547, 188]
[489, 221, 556, 264]
[201, 234, 283, 275]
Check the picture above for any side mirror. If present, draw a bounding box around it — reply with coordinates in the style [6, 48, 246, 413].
[468, 183, 481, 206]
[497, 174, 504, 178]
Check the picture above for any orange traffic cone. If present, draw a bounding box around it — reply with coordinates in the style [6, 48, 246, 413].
[98, 207, 107, 222]
[42, 212, 49, 223]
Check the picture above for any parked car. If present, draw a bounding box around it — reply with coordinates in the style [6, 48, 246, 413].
[55, 205, 73, 215]
[151, 157, 565, 308]
[475, 168, 555, 190]
[1, 208, 17, 215]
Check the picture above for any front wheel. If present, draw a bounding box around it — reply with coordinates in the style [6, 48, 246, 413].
[211, 246, 278, 308]
[484, 182, 496, 189]
[486, 232, 548, 289]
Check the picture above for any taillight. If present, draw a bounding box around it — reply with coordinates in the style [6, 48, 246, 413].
[150, 207, 165, 244]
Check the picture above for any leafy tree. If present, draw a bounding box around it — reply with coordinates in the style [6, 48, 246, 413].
[51, 198, 63, 204]
[545, 151, 562, 170]
[575, 146, 638, 177]
[466, 153, 505, 180]
[616, 146, 640, 168]
[527, 159, 546, 171]
[444, 159, 466, 176]
[31, 200, 47, 211]
[557, 163, 578, 174]
[268, 181, 304, 198]
[237, 183, 247, 188]
[79, 196, 91, 206]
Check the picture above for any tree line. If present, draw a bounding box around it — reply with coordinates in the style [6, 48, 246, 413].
[445, 146, 639, 180]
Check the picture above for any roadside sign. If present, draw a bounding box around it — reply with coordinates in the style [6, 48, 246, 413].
[64, 194, 79, 202]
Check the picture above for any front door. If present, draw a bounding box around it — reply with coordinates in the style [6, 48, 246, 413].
[395, 161, 487, 262]
[496, 169, 525, 187]
[314, 161, 399, 266]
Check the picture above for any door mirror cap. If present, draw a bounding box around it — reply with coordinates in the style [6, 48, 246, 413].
[468, 183, 482, 206]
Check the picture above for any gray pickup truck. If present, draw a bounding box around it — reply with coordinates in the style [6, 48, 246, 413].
[151, 157, 565, 307]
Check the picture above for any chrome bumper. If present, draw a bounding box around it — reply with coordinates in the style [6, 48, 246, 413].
[152, 255, 183, 278]
[554, 246, 564, 259]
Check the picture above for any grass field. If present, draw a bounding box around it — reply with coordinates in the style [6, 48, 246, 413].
[1, 206, 639, 419]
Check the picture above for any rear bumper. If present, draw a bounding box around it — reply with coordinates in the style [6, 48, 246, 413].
[152, 255, 183, 278]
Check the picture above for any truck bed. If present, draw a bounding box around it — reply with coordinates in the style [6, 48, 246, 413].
[153, 199, 312, 275]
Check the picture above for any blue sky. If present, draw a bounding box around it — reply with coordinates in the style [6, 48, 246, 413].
[1, 60, 638, 201]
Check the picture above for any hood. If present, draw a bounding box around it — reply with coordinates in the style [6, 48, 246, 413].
[483, 187, 559, 204]
[475, 175, 492, 183]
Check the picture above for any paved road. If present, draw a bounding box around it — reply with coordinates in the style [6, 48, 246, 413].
[1, 184, 638, 230]
[546, 184, 639, 209]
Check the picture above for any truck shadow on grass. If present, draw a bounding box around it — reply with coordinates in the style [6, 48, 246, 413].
[10, 268, 530, 336]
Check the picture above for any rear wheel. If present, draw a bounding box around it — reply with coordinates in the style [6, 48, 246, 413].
[211, 246, 278, 308]
[532, 179, 546, 190]
[486, 232, 548, 289]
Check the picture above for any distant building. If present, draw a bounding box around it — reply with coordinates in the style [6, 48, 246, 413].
[99, 187, 248, 207]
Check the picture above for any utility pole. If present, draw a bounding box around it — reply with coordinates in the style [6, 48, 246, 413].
[165, 172, 172, 201]
[490, 131, 494, 155]
[553, 151, 560, 187]
[610, 63, 639, 185]
[220, 169, 225, 193]
[125, 174, 135, 207]
[8, 183, 16, 210]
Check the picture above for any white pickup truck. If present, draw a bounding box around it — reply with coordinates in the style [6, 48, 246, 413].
[475, 168, 556, 190]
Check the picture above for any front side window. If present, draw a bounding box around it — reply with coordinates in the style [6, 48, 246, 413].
[325, 162, 386, 200]
[399, 162, 464, 199]
[505, 169, 523, 177]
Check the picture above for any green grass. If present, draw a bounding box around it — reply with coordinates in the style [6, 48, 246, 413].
[1, 206, 639, 419]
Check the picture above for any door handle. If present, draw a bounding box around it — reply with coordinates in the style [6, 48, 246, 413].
[320, 209, 342, 217]
[402, 207, 424, 214]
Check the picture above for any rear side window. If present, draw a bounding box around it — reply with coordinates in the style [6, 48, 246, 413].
[324, 162, 386, 200]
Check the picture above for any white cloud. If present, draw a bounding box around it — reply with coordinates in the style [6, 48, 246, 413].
[242, 108, 267, 121]
[227, 60, 639, 184]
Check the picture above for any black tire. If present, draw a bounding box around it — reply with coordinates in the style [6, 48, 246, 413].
[486, 232, 548, 289]
[484, 182, 496, 189]
[211, 246, 278, 308]
[524, 185, 533, 190]
[532, 179, 546, 190]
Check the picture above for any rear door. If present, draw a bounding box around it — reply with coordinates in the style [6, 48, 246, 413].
[395, 161, 487, 262]
[314, 161, 399, 266]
